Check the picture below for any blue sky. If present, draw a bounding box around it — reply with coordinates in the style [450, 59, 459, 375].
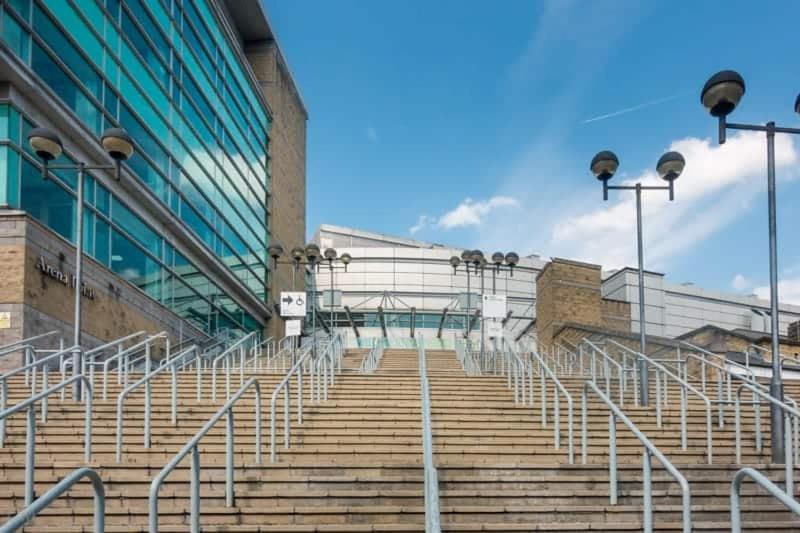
[263, 0, 800, 301]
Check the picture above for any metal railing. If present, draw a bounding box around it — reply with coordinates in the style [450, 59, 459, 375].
[605, 338, 714, 462]
[730, 467, 800, 533]
[581, 339, 628, 404]
[503, 345, 530, 405]
[149, 377, 262, 533]
[210, 331, 258, 401]
[581, 381, 692, 533]
[360, 338, 385, 373]
[734, 382, 799, 495]
[0, 345, 82, 447]
[455, 339, 480, 375]
[0, 375, 92, 506]
[82, 330, 149, 376]
[418, 338, 441, 532]
[115, 346, 198, 462]
[95, 333, 166, 399]
[0, 467, 105, 533]
[529, 349, 574, 464]
[270, 334, 343, 462]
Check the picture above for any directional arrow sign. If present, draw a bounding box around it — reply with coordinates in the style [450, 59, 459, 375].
[280, 291, 307, 317]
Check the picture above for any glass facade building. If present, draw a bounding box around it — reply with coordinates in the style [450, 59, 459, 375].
[0, 0, 274, 335]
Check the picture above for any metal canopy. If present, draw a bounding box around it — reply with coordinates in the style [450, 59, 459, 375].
[437, 308, 449, 339]
[515, 320, 535, 342]
[343, 305, 360, 338]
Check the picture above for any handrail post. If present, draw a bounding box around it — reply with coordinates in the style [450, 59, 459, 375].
[25, 405, 35, 506]
[226, 407, 235, 507]
[643, 449, 653, 532]
[190, 445, 200, 533]
[608, 413, 617, 505]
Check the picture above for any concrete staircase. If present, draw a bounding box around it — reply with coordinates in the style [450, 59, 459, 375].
[0, 346, 798, 530]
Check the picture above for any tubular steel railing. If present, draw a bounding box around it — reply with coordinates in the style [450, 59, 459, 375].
[730, 467, 800, 533]
[734, 382, 799, 495]
[270, 334, 343, 462]
[115, 346, 199, 462]
[0, 467, 105, 533]
[0, 375, 92, 506]
[149, 377, 262, 533]
[581, 381, 692, 533]
[504, 346, 530, 405]
[0, 345, 82, 447]
[360, 338, 385, 373]
[605, 339, 714, 462]
[418, 338, 441, 533]
[529, 349, 574, 464]
[82, 331, 149, 376]
[581, 339, 627, 405]
[210, 331, 258, 401]
[96, 333, 166, 399]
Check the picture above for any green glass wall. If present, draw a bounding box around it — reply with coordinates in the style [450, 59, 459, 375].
[0, 0, 271, 336]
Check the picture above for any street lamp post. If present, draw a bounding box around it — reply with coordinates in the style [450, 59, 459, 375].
[28, 127, 135, 399]
[590, 150, 686, 407]
[700, 70, 800, 463]
[269, 244, 351, 359]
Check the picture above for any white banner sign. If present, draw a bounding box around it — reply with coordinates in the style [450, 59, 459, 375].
[487, 320, 503, 338]
[285, 319, 302, 337]
[482, 294, 507, 319]
[280, 291, 307, 317]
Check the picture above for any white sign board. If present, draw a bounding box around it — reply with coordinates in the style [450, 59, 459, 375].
[482, 294, 507, 319]
[280, 291, 307, 317]
[487, 320, 503, 338]
[285, 319, 302, 337]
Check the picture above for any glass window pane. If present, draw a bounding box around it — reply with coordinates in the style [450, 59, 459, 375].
[95, 216, 110, 266]
[20, 158, 74, 241]
[1, 8, 29, 61]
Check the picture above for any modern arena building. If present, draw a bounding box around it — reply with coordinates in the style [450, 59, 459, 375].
[0, 0, 307, 353]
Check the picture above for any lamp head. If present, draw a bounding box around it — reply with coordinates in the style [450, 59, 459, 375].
[27, 127, 63, 161]
[268, 244, 284, 261]
[504, 252, 519, 266]
[590, 150, 619, 181]
[291, 246, 305, 262]
[492, 252, 505, 266]
[460, 249, 471, 262]
[656, 151, 686, 182]
[449, 256, 461, 269]
[304, 243, 320, 264]
[701, 70, 745, 117]
[471, 249, 484, 266]
[323, 248, 337, 262]
[340, 252, 352, 265]
[101, 128, 135, 161]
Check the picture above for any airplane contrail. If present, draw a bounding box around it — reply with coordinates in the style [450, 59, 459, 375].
[582, 92, 689, 124]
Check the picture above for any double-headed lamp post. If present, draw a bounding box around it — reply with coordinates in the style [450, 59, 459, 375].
[28, 127, 135, 399]
[590, 149, 686, 407]
[700, 70, 800, 463]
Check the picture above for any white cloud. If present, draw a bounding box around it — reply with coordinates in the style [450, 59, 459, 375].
[409, 214, 431, 235]
[754, 279, 800, 306]
[732, 274, 753, 292]
[437, 196, 520, 229]
[549, 131, 798, 269]
[366, 126, 378, 143]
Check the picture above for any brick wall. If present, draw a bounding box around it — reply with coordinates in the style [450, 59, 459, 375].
[245, 40, 308, 340]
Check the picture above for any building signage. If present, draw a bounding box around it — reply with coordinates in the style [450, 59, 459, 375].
[285, 319, 302, 337]
[482, 294, 507, 319]
[280, 291, 307, 317]
[36, 256, 96, 300]
[487, 320, 503, 339]
[0, 312, 10, 329]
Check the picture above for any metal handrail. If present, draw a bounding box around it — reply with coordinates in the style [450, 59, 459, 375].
[606, 338, 714, 462]
[581, 339, 627, 405]
[0, 467, 104, 533]
[360, 338, 385, 373]
[529, 349, 574, 463]
[270, 335, 342, 462]
[581, 381, 692, 533]
[210, 331, 258, 401]
[149, 377, 262, 533]
[418, 337, 441, 532]
[0, 331, 58, 357]
[115, 346, 198, 461]
[730, 467, 800, 533]
[0, 345, 82, 447]
[95, 333, 166, 399]
[734, 382, 799, 495]
[0, 375, 92, 506]
[746, 343, 800, 371]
